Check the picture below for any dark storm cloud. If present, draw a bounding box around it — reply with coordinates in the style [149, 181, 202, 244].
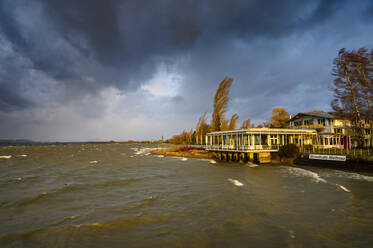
[0, 0, 350, 112]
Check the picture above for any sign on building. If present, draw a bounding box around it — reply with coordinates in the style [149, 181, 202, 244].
[309, 154, 346, 162]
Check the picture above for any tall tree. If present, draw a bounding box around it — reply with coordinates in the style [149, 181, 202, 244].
[220, 119, 229, 131]
[241, 118, 251, 129]
[270, 107, 290, 128]
[195, 112, 210, 144]
[211, 77, 233, 131]
[354, 48, 373, 146]
[228, 113, 239, 130]
[330, 48, 373, 147]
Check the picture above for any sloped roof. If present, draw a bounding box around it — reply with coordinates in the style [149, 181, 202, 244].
[289, 112, 334, 122]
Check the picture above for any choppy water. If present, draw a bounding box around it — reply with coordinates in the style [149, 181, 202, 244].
[1, 144, 373, 247]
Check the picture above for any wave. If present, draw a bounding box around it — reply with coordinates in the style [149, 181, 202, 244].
[15, 154, 27, 157]
[131, 147, 154, 155]
[246, 162, 258, 168]
[0, 155, 12, 159]
[336, 184, 351, 192]
[209, 160, 216, 164]
[7, 192, 48, 207]
[93, 178, 143, 188]
[180, 157, 188, 161]
[228, 179, 244, 187]
[89, 160, 98, 164]
[285, 167, 327, 183]
[70, 215, 173, 230]
[330, 171, 373, 182]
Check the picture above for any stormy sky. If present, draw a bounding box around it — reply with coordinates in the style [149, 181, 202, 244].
[0, 0, 373, 141]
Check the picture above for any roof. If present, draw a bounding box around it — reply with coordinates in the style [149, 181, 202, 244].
[289, 112, 334, 122]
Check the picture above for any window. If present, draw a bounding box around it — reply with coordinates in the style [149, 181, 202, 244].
[335, 128, 342, 134]
[303, 119, 312, 125]
[294, 120, 302, 126]
[318, 119, 326, 126]
[365, 129, 371, 135]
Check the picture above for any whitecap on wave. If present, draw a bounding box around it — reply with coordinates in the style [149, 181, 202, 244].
[336, 184, 351, 192]
[157, 155, 164, 158]
[328, 171, 373, 182]
[89, 160, 98, 164]
[131, 147, 155, 155]
[209, 160, 216, 164]
[246, 162, 258, 168]
[180, 157, 188, 161]
[285, 167, 327, 183]
[228, 178, 244, 187]
[0, 155, 12, 159]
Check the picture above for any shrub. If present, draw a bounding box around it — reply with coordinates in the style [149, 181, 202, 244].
[278, 144, 300, 158]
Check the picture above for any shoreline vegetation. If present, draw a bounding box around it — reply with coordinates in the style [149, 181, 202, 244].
[150, 146, 213, 159]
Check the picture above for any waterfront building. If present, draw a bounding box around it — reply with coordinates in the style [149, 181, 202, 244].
[288, 112, 350, 149]
[288, 112, 372, 148]
[205, 128, 317, 163]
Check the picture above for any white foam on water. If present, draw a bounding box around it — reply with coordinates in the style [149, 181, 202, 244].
[285, 167, 327, 183]
[336, 184, 351, 192]
[132, 147, 153, 155]
[157, 155, 164, 158]
[89, 161, 98, 164]
[17, 154, 28, 157]
[209, 160, 216, 164]
[228, 178, 244, 187]
[331, 171, 373, 182]
[288, 230, 296, 239]
[0, 155, 12, 159]
[180, 157, 188, 161]
[246, 162, 258, 168]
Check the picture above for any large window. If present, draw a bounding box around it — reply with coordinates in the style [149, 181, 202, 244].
[318, 119, 326, 126]
[303, 119, 312, 125]
[294, 120, 302, 126]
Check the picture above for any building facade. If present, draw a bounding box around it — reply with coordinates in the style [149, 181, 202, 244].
[288, 112, 372, 148]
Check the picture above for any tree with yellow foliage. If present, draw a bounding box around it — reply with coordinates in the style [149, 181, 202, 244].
[270, 107, 290, 128]
[211, 77, 233, 131]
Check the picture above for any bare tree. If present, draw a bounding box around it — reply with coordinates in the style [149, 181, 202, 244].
[211, 77, 233, 131]
[331, 48, 371, 147]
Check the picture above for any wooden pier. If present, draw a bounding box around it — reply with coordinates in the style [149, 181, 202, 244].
[205, 128, 317, 163]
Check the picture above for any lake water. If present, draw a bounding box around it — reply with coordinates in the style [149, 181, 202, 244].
[1, 144, 373, 247]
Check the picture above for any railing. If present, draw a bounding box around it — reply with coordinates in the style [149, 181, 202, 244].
[301, 147, 373, 160]
[205, 144, 280, 151]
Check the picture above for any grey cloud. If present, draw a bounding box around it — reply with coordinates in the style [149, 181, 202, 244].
[0, 0, 372, 140]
